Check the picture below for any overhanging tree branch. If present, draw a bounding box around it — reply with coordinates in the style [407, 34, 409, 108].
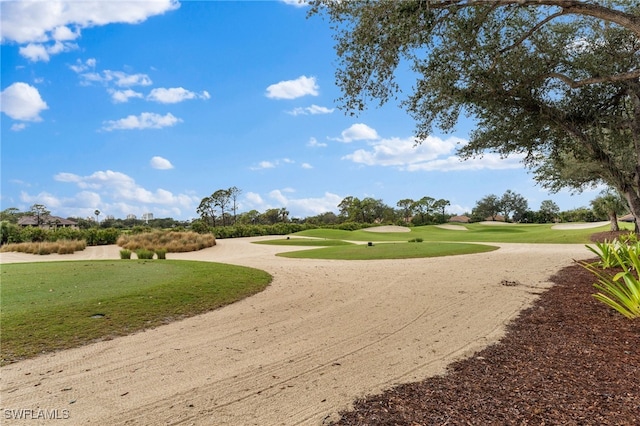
[544, 69, 640, 88]
[419, 1, 640, 37]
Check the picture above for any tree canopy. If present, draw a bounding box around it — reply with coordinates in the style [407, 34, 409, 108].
[310, 1, 640, 229]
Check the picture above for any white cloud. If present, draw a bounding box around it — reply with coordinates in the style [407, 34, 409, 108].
[287, 104, 334, 116]
[404, 153, 524, 172]
[102, 112, 182, 131]
[250, 158, 297, 170]
[19, 43, 47, 62]
[109, 89, 143, 103]
[251, 161, 277, 170]
[51, 169, 199, 217]
[269, 189, 289, 205]
[11, 123, 27, 131]
[20, 191, 64, 209]
[69, 58, 96, 73]
[72, 68, 152, 87]
[245, 192, 264, 205]
[19, 40, 77, 62]
[333, 123, 379, 143]
[104, 70, 152, 87]
[307, 137, 327, 148]
[281, 0, 309, 7]
[344, 136, 459, 166]
[147, 87, 210, 103]
[266, 75, 318, 100]
[1, 0, 180, 61]
[0, 82, 48, 121]
[52, 25, 78, 41]
[270, 190, 342, 216]
[242, 189, 342, 218]
[150, 156, 174, 170]
[301, 163, 313, 169]
[341, 135, 524, 171]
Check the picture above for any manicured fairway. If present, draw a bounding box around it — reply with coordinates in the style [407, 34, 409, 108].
[0, 260, 272, 364]
[276, 241, 498, 260]
[253, 238, 353, 247]
[292, 222, 633, 244]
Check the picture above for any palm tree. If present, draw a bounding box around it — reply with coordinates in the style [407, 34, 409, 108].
[591, 190, 627, 232]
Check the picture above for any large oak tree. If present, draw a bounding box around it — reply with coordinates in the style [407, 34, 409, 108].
[310, 1, 640, 229]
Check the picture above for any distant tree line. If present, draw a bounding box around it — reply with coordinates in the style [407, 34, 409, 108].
[1, 187, 630, 246]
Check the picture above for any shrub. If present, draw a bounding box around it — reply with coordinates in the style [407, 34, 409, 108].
[120, 249, 132, 259]
[38, 243, 60, 255]
[409, 238, 424, 243]
[119, 231, 216, 253]
[20, 226, 47, 243]
[73, 240, 87, 251]
[0, 221, 21, 245]
[582, 238, 640, 320]
[135, 249, 155, 259]
[57, 244, 75, 254]
[155, 248, 167, 259]
[1, 240, 85, 255]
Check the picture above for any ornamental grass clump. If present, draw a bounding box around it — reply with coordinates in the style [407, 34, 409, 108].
[119, 249, 132, 259]
[582, 238, 640, 320]
[135, 249, 155, 260]
[155, 248, 167, 259]
[117, 231, 215, 253]
[0, 240, 86, 255]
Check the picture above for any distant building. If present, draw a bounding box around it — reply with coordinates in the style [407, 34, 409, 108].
[448, 215, 471, 223]
[18, 215, 78, 229]
[620, 213, 635, 222]
[126, 214, 137, 220]
[142, 213, 153, 223]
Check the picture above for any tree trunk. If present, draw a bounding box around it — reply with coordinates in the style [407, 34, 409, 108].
[608, 211, 619, 232]
[624, 190, 640, 234]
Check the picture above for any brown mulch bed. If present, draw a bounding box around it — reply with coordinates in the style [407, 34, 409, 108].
[332, 236, 640, 425]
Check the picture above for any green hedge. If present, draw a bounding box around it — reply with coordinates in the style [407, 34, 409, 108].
[0, 223, 122, 246]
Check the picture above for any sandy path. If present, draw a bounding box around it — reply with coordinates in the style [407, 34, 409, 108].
[0, 238, 591, 425]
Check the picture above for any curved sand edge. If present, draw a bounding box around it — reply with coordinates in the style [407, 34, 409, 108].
[0, 239, 591, 425]
[551, 221, 609, 230]
[361, 225, 411, 233]
[435, 224, 468, 231]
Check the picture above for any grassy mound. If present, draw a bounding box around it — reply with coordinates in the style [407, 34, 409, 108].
[277, 242, 498, 260]
[1, 260, 271, 364]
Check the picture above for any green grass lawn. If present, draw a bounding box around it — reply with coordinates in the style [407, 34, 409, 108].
[0, 260, 272, 364]
[253, 237, 353, 247]
[276, 241, 498, 260]
[2, 221, 629, 364]
[292, 222, 633, 244]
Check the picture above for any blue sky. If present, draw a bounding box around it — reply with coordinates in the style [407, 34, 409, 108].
[1, 0, 601, 221]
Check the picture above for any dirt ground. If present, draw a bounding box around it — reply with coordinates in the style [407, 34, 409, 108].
[333, 231, 640, 425]
[1, 237, 595, 425]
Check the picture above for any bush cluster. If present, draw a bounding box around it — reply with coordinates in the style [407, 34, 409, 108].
[210, 223, 312, 239]
[0, 240, 87, 255]
[0, 221, 121, 246]
[582, 233, 640, 319]
[117, 230, 216, 253]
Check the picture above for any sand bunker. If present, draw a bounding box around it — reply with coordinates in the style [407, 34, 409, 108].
[551, 221, 609, 230]
[0, 239, 591, 425]
[362, 225, 411, 233]
[435, 224, 468, 231]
